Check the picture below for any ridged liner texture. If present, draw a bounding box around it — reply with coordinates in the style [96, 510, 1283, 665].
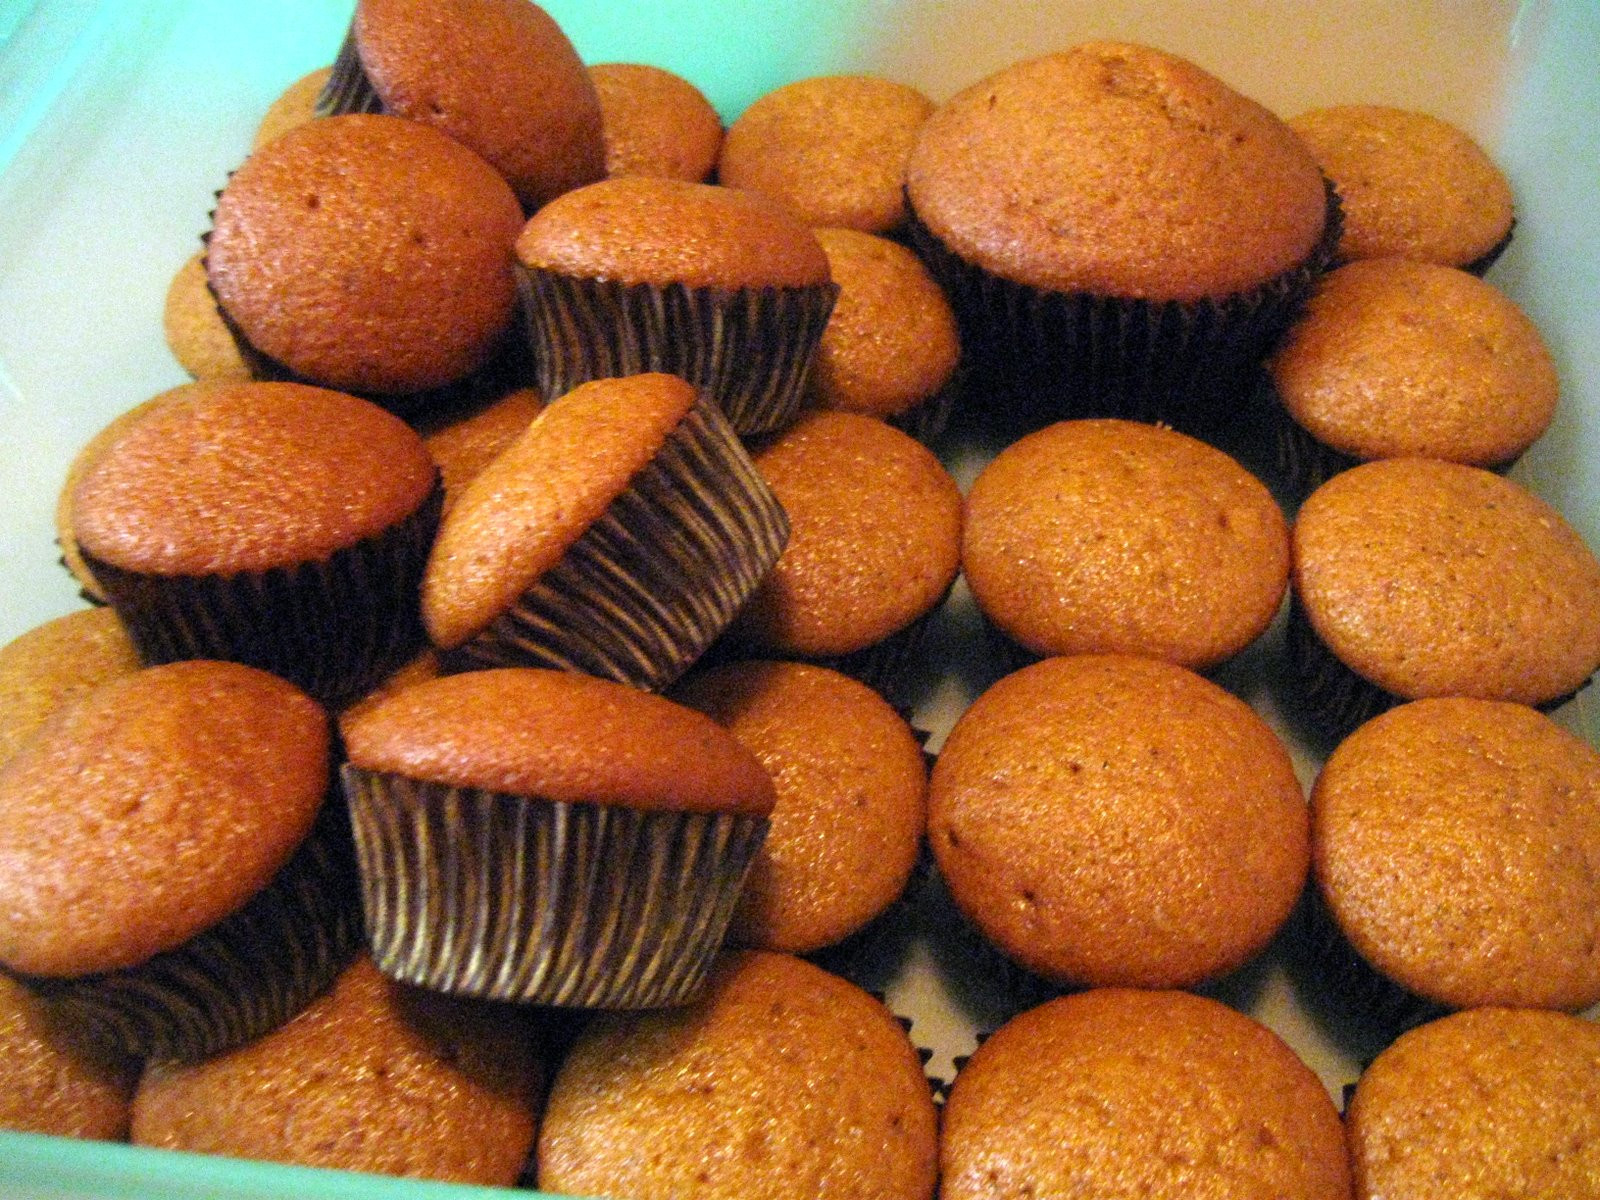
[517, 266, 839, 436]
[82, 481, 443, 708]
[5, 797, 362, 1062]
[446, 395, 789, 692]
[314, 30, 384, 119]
[341, 766, 770, 1008]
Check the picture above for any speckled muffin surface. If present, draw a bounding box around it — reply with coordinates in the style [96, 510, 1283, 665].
[1290, 103, 1514, 269]
[941, 988, 1352, 1200]
[1293, 458, 1600, 706]
[963, 419, 1288, 668]
[537, 950, 938, 1200]
[1313, 697, 1600, 1011]
[418, 386, 543, 515]
[251, 66, 331, 150]
[906, 42, 1328, 301]
[0, 973, 137, 1140]
[589, 61, 723, 182]
[1269, 258, 1557, 465]
[718, 74, 933, 233]
[1346, 1007, 1600, 1200]
[0, 607, 140, 770]
[929, 655, 1307, 989]
[162, 253, 251, 382]
[208, 112, 523, 396]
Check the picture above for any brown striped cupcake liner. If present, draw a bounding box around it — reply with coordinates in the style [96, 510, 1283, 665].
[341, 766, 770, 1009]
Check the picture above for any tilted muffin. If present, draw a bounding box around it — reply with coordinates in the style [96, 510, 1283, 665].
[0, 973, 137, 1141]
[321, 0, 604, 210]
[963, 419, 1289, 670]
[70, 380, 441, 706]
[514, 175, 836, 434]
[0, 661, 358, 1060]
[251, 65, 331, 150]
[941, 989, 1351, 1200]
[421, 373, 786, 691]
[207, 112, 524, 407]
[132, 957, 543, 1186]
[161, 252, 251, 382]
[416, 385, 543, 515]
[718, 74, 934, 233]
[340, 668, 776, 1007]
[589, 61, 723, 182]
[1290, 103, 1515, 273]
[538, 950, 938, 1200]
[673, 660, 928, 955]
[1346, 1007, 1600, 1200]
[0, 607, 140, 769]
[929, 655, 1308, 990]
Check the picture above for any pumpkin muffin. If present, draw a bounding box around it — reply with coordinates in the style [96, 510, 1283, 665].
[1290, 458, 1600, 738]
[1289, 103, 1515, 273]
[161, 252, 251, 382]
[132, 957, 543, 1185]
[941, 989, 1351, 1200]
[416, 385, 543, 515]
[589, 61, 723, 181]
[929, 655, 1308, 990]
[673, 660, 928, 955]
[963, 419, 1289, 670]
[514, 175, 836, 434]
[70, 379, 441, 706]
[0, 661, 358, 1060]
[340, 668, 776, 1007]
[717, 74, 934, 233]
[0, 973, 137, 1141]
[321, 0, 604, 210]
[251, 65, 331, 150]
[1347, 1007, 1600, 1200]
[538, 950, 938, 1200]
[0, 607, 140, 769]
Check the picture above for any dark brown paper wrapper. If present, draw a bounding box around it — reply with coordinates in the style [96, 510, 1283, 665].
[314, 29, 382, 119]
[1295, 887, 1447, 1040]
[342, 766, 769, 1009]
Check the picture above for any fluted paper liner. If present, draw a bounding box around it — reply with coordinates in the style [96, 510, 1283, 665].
[314, 29, 382, 119]
[342, 766, 770, 1009]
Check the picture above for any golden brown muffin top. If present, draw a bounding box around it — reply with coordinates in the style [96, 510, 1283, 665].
[0, 607, 140, 770]
[1270, 258, 1557, 465]
[515, 175, 830, 289]
[1347, 1007, 1600, 1200]
[0, 973, 138, 1141]
[0, 661, 328, 978]
[162, 252, 251, 383]
[963, 419, 1288, 669]
[419, 386, 544, 515]
[354, 0, 604, 209]
[941, 988, 1351, 1200]
[251, 65, 331, 150]
[906, 42, 1328, 301]
[132, 957, 541, 1184]
[341, 667, 776, 816]
[420, 373, 693, 649]
[728, 411, 962, 657]
[71, 380, 437, 577]
[673, 660, 927, 953]
[538, 950, 938, 1200]
[806, 228, 960, 419]
[718, 74, 934, 233]
[1293, 458, 1600, 705]
[208, 113, 523, 396]
[1313, 697, 1600, 1011]
[589, 61, 723, 182]
[1290, 103, 1514, 269]
[930, 655, 1307, 989]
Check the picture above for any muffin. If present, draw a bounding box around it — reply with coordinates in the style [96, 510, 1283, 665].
[673, 660, 928, 955]
[0, 661, 359, 1060]
[421, 373, 787, 691]
[719, 411, 963, 697]
[339, 668, 776, 1007]
[416, 385, 543, 516]
[717, 74, 934, 234]
[131, 957, 543, 1185]
[320, 0, 604, 210]
[537, 950, 938, 1200]
[0, 973, 137, 1141]
[589, 61, 723, 181]
[940, 989, 1351, 1200]
[929, 655, 1308, 990]
[807, 227, 962, 442]
[514, 175, 837, 435]
[0, 607, 140, 769]
[905, 41, 1336, 427]
[1263, 258, 1558, 495]
[1346, 1007, 1600, 1199]
[1289, 103, 1515, 273]
[251, 65, 331, 150]
[962, 419, 1289, 670]
[70, 380, 442, 706]
[1290, 458, 1600, 739]
[1311, 698, 1600, 1015]
[207, 112, 524, 410]
[161, 252, 251, 382]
